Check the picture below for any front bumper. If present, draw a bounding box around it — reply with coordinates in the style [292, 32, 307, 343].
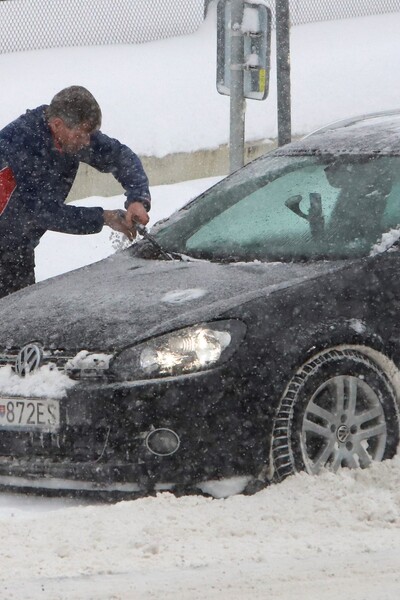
[0, 367, 268, 493]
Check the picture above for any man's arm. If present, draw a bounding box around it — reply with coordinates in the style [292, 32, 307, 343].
[78, 131, 151, 218]
[34, 202, 141, 240]
[35, 132, 151, 237]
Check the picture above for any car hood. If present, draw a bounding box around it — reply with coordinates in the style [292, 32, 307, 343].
[0, 252, 347, 351]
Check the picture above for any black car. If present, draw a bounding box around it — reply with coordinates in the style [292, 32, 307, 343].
[1, 110, 400, 497]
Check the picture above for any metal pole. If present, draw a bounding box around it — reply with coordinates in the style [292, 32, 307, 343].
[229, 0, 245, 173]
[204, 0, 212, 18]
[276, 0, 291, 146]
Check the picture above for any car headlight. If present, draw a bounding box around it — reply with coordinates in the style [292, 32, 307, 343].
[110, 320, 246, 380]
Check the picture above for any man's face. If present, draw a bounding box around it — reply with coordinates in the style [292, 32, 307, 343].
[49, 118, 97, 153]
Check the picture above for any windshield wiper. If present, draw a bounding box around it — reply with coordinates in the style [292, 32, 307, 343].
[135, 224, 182, 261]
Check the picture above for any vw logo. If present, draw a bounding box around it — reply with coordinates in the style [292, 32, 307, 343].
[336, 424, 350, 443]
[15, 343, 43, 377]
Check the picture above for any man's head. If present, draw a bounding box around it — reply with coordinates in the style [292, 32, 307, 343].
[47, 86, 102, 153]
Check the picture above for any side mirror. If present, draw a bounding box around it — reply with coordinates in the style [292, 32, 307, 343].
[285, 193, 325, 240]
[285, 195, 308, 220]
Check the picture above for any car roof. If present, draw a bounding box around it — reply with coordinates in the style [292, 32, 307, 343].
[274, 109, 400, 156]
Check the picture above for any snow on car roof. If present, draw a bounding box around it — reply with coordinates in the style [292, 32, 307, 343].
[276, 110, 400, 156]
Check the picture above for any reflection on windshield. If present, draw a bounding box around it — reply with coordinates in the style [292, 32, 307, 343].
[153, 154, 400, 263]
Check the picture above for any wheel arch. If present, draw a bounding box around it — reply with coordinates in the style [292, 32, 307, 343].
[272, 311, 400, 390]
[300, 343, 400, 405]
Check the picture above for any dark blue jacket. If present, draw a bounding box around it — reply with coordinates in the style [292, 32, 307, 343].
[0, 105, 151, 252]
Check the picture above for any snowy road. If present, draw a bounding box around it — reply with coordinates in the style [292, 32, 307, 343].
[6, 558, 400, 600]
[1, 457, 400, 599]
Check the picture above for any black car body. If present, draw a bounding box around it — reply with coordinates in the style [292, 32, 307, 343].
[1, 111, 400, 496]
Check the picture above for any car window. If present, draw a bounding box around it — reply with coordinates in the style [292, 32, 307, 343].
[185, 164, 339, 256]
[154, 154, 399, 262]
[381, 179, 400, 228]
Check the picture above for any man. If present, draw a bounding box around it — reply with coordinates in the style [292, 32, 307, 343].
[0, 85, 150, 298]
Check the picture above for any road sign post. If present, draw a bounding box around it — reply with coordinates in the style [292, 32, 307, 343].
[276, 0, 291, 146]
[217, 0, 272, 172]
[229, 0, 245, 172]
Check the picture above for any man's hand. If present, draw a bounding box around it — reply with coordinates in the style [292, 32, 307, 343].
[126, 201, 150, 228]
[103, 209, 137, 241]
[103, 202, 149, 241]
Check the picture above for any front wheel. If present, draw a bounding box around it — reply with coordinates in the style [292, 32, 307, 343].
[272, 349, 400, 481]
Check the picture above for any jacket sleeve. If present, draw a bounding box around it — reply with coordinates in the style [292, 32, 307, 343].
[1, 146, 105, 236]
[78, 132, 151, 211]
[33, 200, 105, 235]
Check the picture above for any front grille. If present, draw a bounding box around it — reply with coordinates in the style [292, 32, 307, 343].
[0, 347, 111, 380]
[0, 347, 74, 371]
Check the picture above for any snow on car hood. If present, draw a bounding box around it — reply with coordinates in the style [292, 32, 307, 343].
[0, 252, 345, 350]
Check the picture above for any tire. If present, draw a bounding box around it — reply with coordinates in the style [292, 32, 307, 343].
[272, 348, 400, 481]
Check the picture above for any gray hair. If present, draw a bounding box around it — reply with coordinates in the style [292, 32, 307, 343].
[47, 86, 102, 130]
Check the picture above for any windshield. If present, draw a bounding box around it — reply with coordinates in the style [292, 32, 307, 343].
[150, 154, 400, 262]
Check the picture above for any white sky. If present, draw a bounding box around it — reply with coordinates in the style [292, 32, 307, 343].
[0, 7, 400, 599]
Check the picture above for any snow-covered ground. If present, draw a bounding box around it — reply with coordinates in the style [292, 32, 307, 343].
[1, 6, 400, 599]
[2, 457, 400, 599]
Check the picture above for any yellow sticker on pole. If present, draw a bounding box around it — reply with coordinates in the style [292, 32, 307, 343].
[259, 69, 266, 93]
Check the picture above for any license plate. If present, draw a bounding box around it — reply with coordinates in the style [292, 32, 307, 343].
[0, 398, 60, 432]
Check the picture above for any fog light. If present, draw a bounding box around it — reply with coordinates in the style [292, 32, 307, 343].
[145, 428, 180, 456]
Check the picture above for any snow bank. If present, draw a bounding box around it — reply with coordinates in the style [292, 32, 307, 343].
[1, 456, 400, 598]
[1, 11, 400, 157]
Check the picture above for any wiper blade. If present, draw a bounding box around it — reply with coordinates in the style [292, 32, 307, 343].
[135, 224, 177, 261]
